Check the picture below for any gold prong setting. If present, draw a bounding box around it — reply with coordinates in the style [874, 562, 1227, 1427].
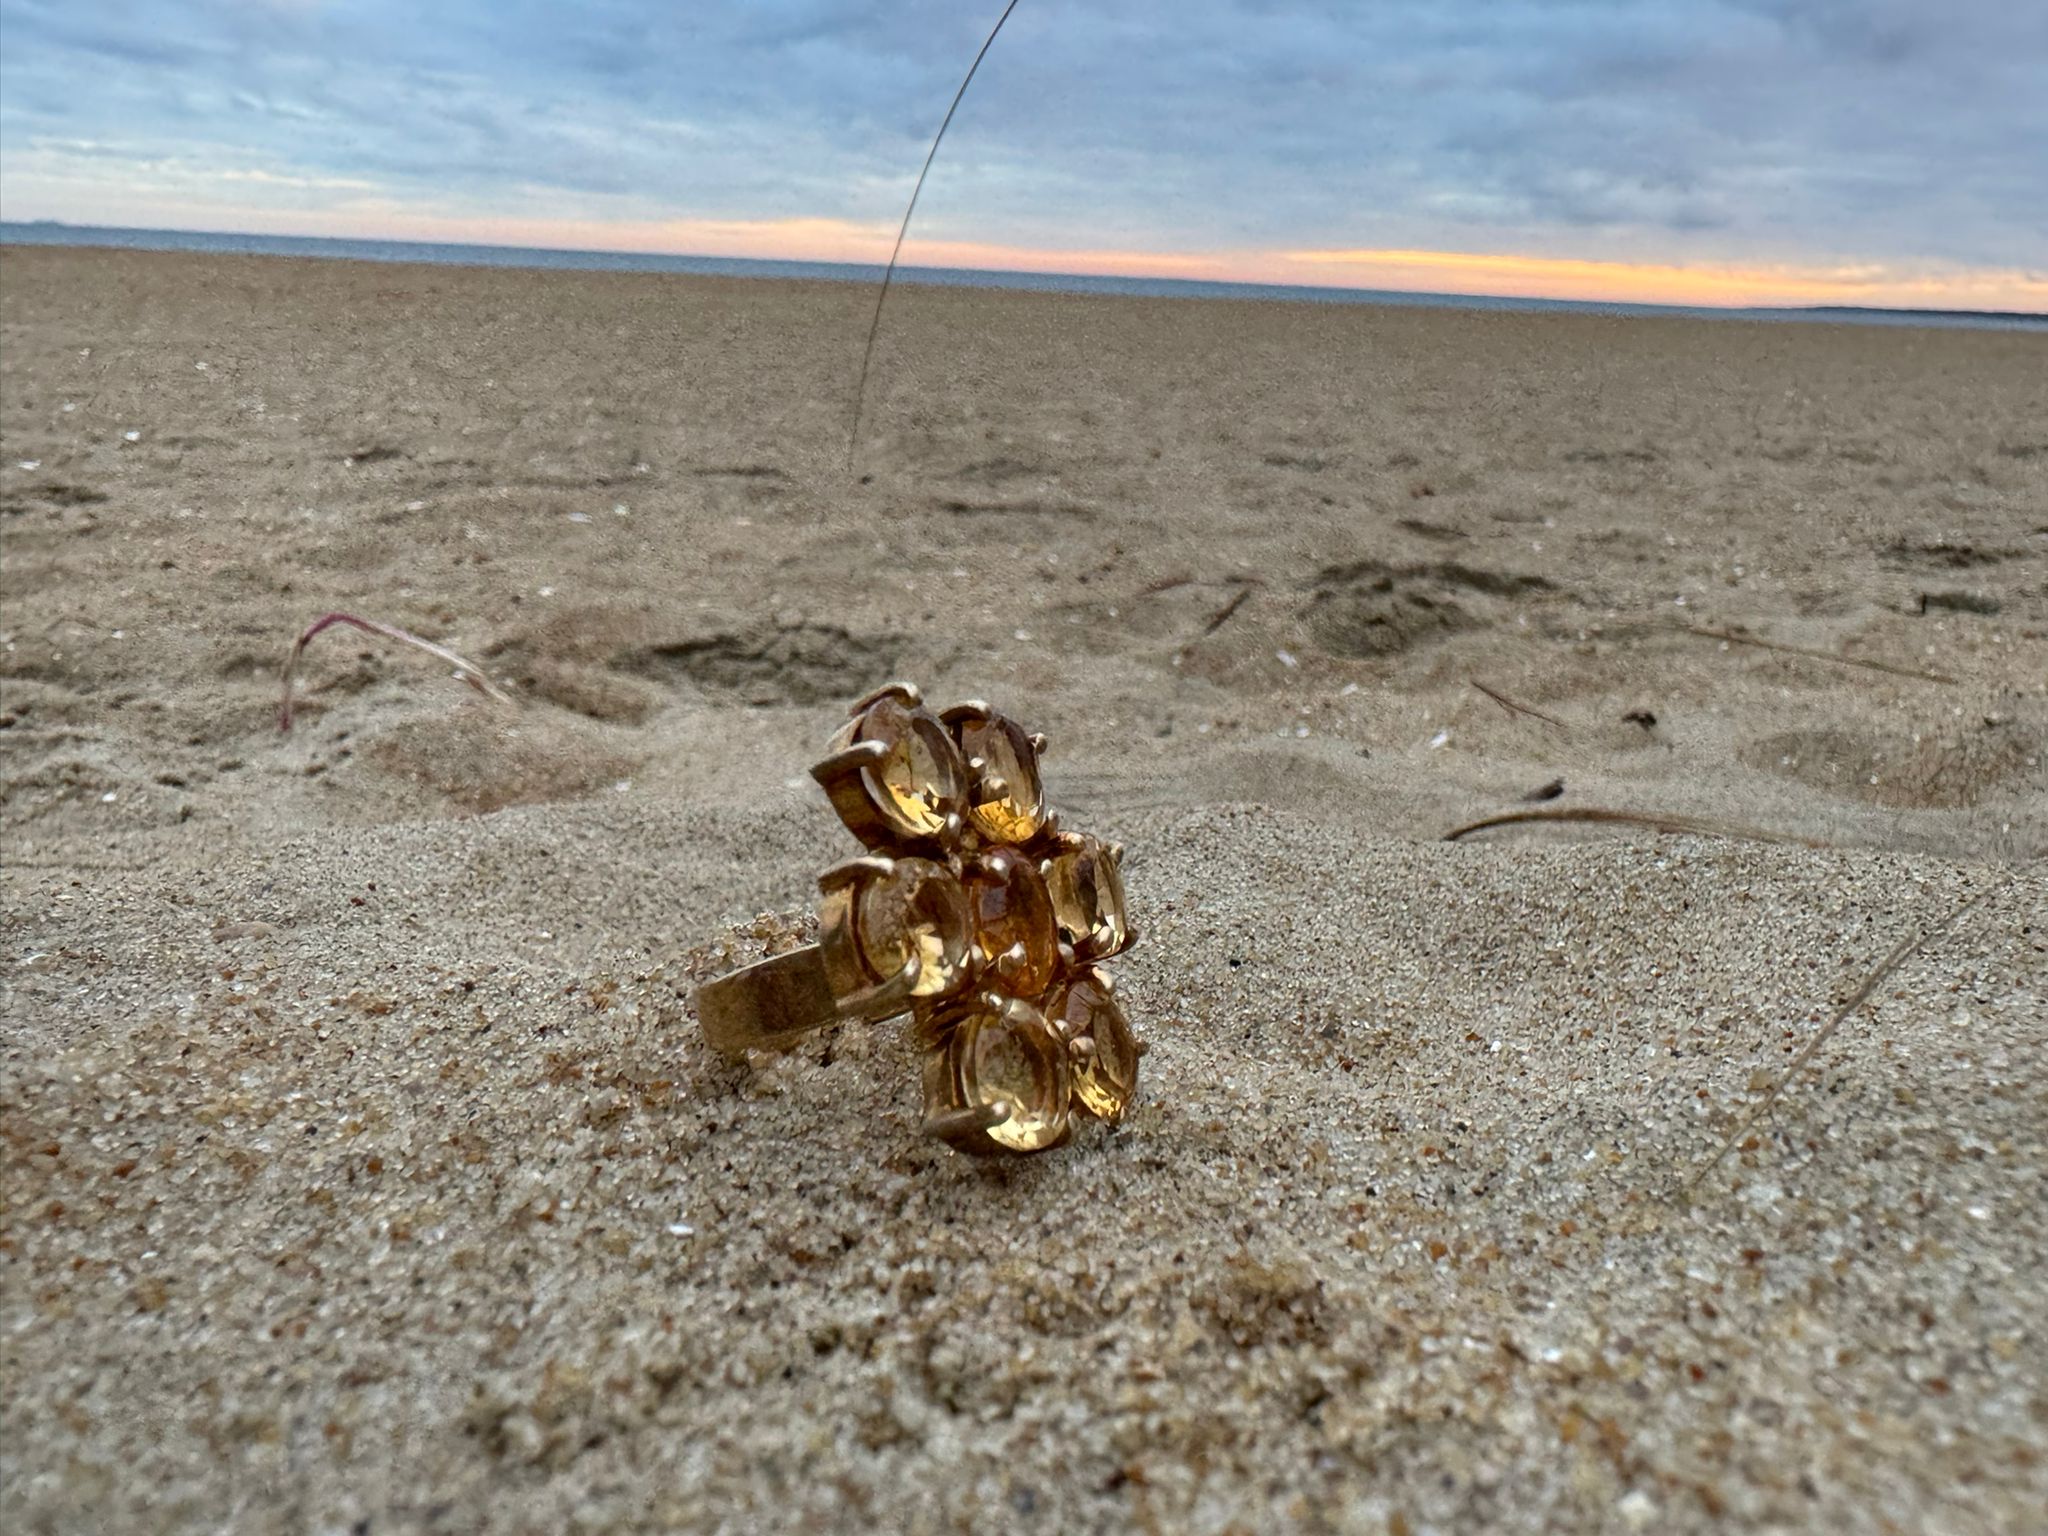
[955, 709, 1046, 845]
[848, 680, 925, 715]
[921, 1100, 1015, 1147]
[817, 853, 897, 894]
[943, 994, 1071, 1153]
[1044, 967, 1140, 1126]
[816, 853, 973, 1010]
[810, 737, 889, 783]
[815, 692, 967, 849]
[1043, 831, 1131, 963]
[807, 685, 1139, 1154]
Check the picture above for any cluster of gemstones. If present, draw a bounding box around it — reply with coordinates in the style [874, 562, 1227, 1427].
[809, 683, 1140, 1154]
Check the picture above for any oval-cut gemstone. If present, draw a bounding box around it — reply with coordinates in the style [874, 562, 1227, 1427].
[953, 1002, 1070, 1152]
[855, 858, 970, 998]
[858, 696, 965, 840]
[1047, 970, 1139, 1122]
[964, 848, 1058, 997]
[955, 713, 1044, 844]
[1043, 834, 1128, 959]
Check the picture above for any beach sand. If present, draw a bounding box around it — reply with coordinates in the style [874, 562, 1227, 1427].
[3, 245, 2044, 1533]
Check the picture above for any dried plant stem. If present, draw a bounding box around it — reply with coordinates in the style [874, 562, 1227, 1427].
[1201, 585, 1255, 636]
[1678, 623, 1957, 684]
[1688, 882, 1998, 1189]
[847, 0, 1022, 471]
[1469, 679, 1568, 730]
[278, 611, 510, 732]
[1442, 806, 1827, 848]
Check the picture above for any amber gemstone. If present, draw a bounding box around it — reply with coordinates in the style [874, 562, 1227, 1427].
[964, 848, 1058, 997]
[956, 713, 1044, 844]
[858, 696, 965, 839]
[1044, 834, 1128, 959]
[1047, 971, 1139, 1122]
[953, 1001, 1070, 1152]
[855, 858, 971, 998]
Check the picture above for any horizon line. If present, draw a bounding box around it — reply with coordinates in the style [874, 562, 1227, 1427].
[6, 214, 2046, 321]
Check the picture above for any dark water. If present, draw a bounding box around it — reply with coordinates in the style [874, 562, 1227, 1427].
[5, 221, 2043, 333]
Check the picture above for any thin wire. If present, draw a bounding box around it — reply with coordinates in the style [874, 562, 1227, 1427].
[846, 0, 1023, 473]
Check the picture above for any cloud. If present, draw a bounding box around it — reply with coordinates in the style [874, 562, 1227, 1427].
[1, 0, 2042, 300]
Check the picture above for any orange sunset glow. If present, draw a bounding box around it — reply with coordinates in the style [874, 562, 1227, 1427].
[23, 191, 2041, 313]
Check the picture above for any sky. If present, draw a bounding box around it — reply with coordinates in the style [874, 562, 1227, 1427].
[2, 0, 2044, 309]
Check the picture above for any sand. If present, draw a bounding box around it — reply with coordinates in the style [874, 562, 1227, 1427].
[2, 245, 2044, 1534]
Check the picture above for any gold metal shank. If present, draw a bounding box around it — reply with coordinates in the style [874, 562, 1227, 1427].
[696, 945, 839, 1056]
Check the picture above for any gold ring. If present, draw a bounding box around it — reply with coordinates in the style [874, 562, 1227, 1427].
[694, 682, 1142, 1155]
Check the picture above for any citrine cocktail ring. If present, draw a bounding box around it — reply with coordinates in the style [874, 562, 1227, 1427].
[693, 682, 1143, 1155]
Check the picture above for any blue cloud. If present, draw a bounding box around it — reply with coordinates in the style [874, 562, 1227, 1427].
[2, 0, 2042, 268]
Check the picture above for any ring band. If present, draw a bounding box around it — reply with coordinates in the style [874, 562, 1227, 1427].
[691, 681, 1142, 1155]
[695, 946, 838, 1054]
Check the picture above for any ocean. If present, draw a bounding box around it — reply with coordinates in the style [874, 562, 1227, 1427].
[4, 221, 2042, 333]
